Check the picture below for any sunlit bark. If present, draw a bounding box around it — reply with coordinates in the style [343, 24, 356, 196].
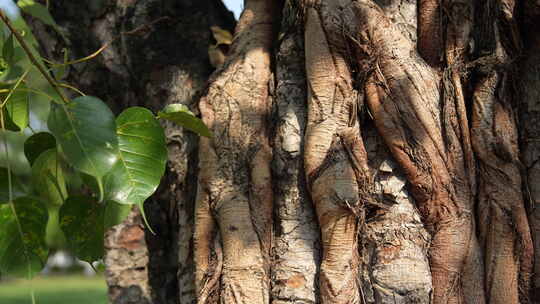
[37, 0, 540, 303]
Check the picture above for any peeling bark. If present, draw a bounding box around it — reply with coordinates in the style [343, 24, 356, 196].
[359, 156, 432, 304]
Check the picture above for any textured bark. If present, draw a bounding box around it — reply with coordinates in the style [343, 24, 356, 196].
[472, 72, 532, 304]
[303, 4, 366, 303]
[355, 1, 484, 302]
[104, 209, 151, 304]
[471, 0, 534, 302]
[360, 1, 432, 303]
[272, 5, 321, 303]
[521, 2, 540, 300]
[273, 2, 432, 303]
[28, 0, 540, 303]
[194, 1, 276, 303]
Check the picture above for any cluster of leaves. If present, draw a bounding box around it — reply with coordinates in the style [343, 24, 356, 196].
[0, 1, 210, 279]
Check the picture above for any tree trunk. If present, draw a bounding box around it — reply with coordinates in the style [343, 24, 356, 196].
[34, 0, 539, 303]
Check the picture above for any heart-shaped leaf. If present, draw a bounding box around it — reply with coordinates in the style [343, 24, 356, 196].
[104, 107, 167, 205]
[157, 103, 212, 137]
[1, 106, 20, 131]
[104, 200, 132, 230]
[48, 96, 118, 198]
[59, 195, 104, 263]
[31, 149, 67, 208]
[0, 196, 49, 278]
[24, 132, 56, 166]
[4, 85, 29, 131]
[44, 206, 66, 249]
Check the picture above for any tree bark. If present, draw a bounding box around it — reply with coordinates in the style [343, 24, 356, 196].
[521, 2, 540, 301]
[33, 0, 540, 303]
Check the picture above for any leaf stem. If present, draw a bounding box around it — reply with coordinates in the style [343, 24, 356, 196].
[0, 11, 69, 104]
[55, 82, 85, 96]
[44, 42, 111, 67]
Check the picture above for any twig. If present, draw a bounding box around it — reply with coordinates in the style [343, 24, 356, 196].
[0, 11, 69, 103]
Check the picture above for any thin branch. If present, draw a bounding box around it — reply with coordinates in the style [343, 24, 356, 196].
[0, 12, 69, 103]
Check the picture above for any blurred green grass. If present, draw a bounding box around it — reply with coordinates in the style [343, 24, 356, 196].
[0, 275, 107, 304]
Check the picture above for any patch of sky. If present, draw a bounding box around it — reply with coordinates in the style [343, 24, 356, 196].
[223, 0, 242, 19]
[0, 0, 19, 20]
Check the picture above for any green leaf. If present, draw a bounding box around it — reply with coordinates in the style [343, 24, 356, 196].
[62, 167, 83, 193]
[4, 84, 29, 131]
[11, 15, 40, 48]
[11, 46, 26, 64]
[77, 172, 99, 195]
[104, 200, 132, 230]
[104, 107, 167, 205]
[17, 0, 57, 27]
[48, 96, 119, 199]
[0, 196, 49, 278]
[157, 103, 212, 137]
[24, 132, 56, 166]
[1, 106, 20, 131]
[30, 149, 68, 250]
[31, 149, 67, 208]
[44, 206, 66, 249]
[59, 195, 104, 263]
[0, 64, 24, 83]
[3, 34, 14, 64]
[0, 167, 27, 203]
